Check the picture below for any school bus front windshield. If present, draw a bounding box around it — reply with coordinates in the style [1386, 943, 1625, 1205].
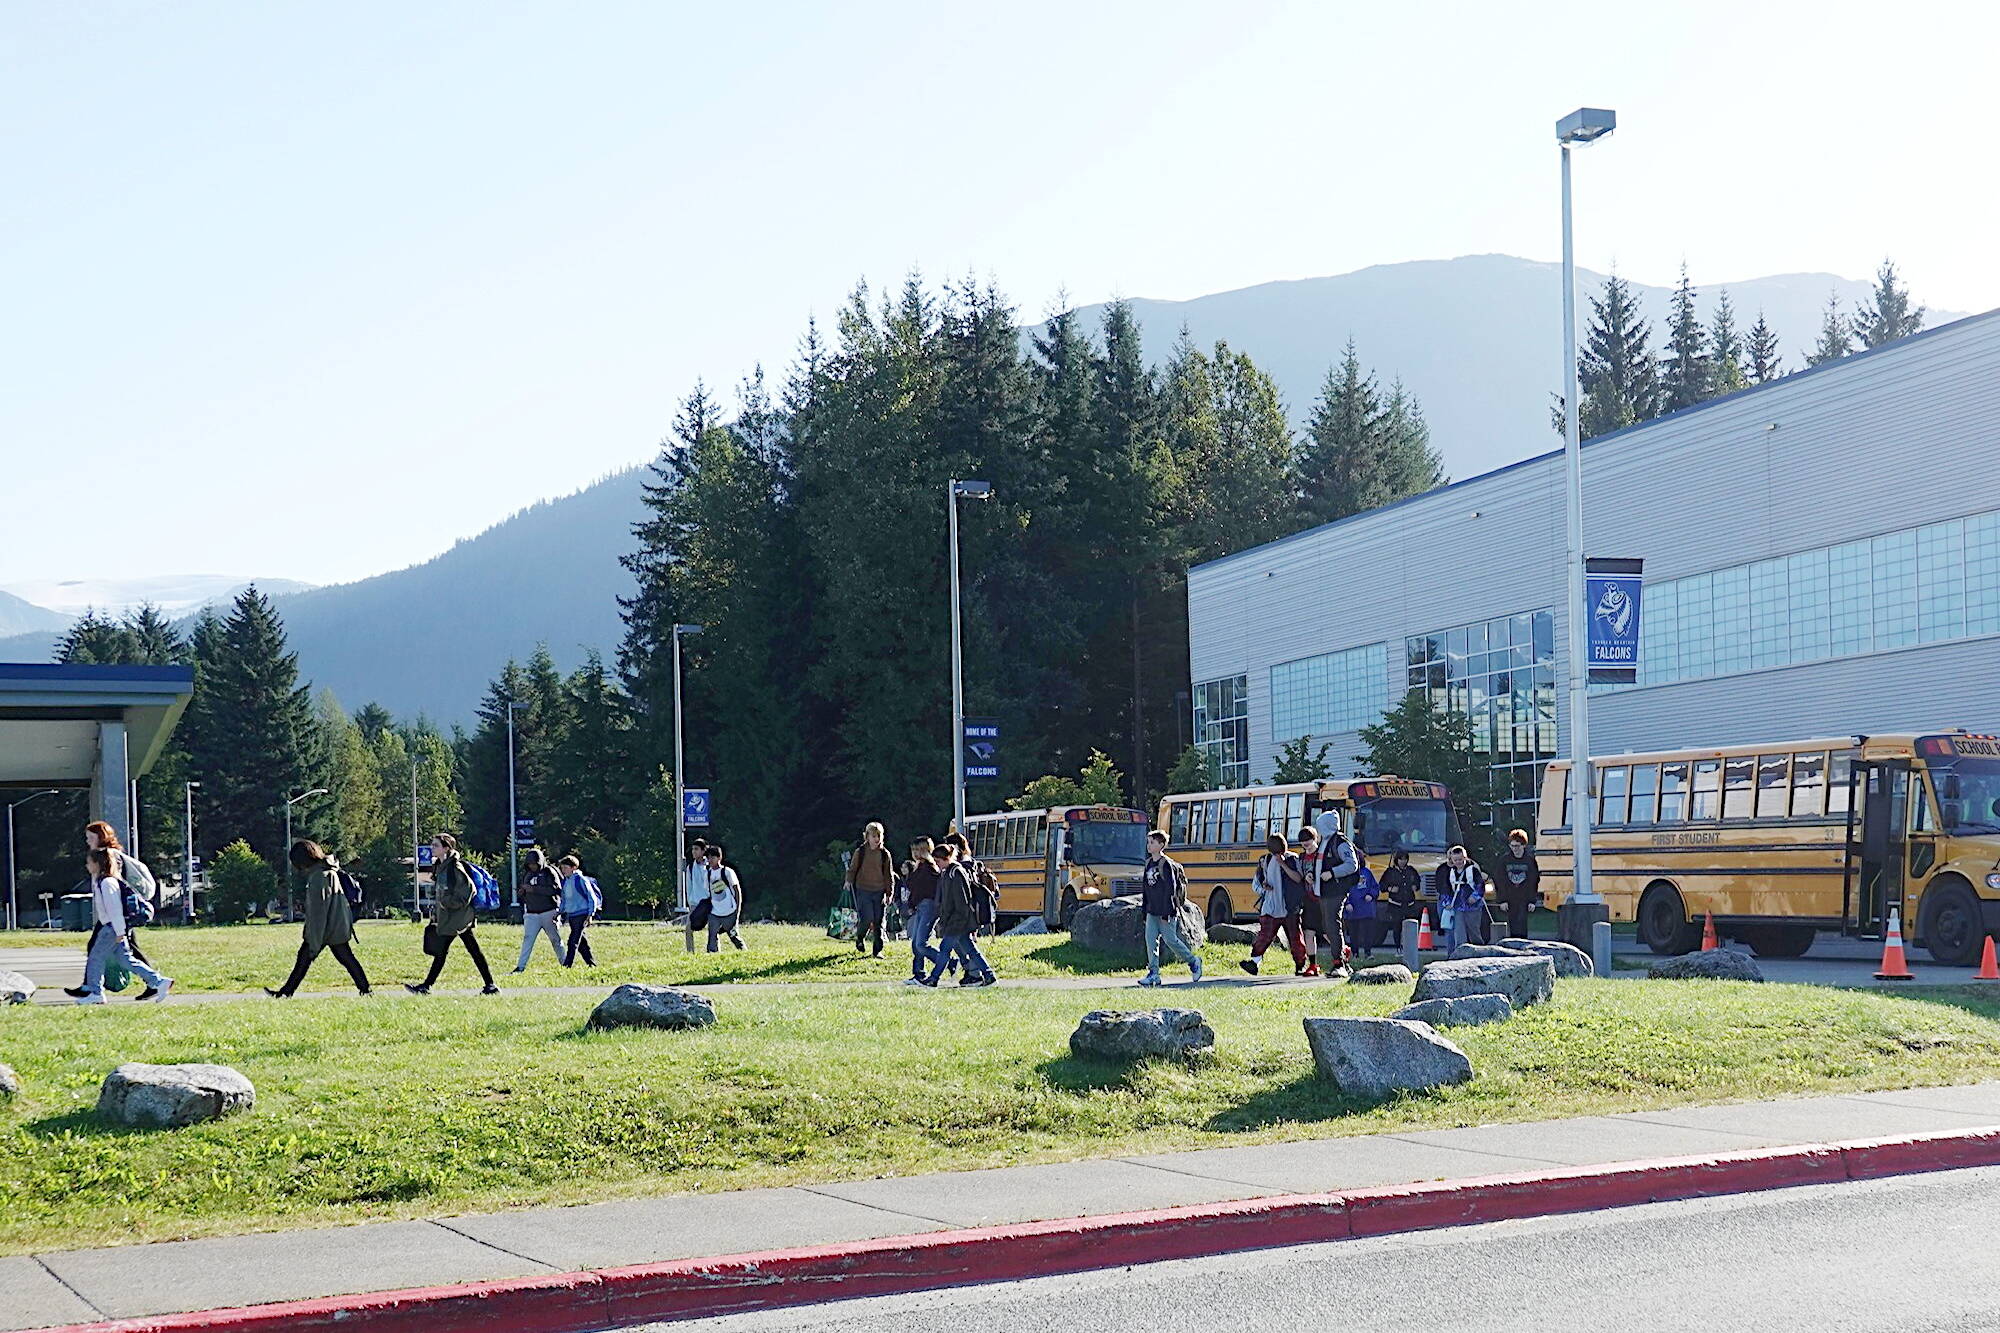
[1068, 819, 1148, 866]
[1351, 794, 1457, 858]
[1935, 753, 2000, 834]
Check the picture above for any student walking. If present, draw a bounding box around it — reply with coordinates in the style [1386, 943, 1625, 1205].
[1240, 833, 1308, 977]
[901, 836, 941, 984]
[844, 822, 895, 957]
[1138, 830, 1202, 986]
[1341, 855, 1384, 956]
[406, 834, 498, 995]
[266, 840, 370, 997]
[703, 844, 745, 951]
[1295, 826, 1324, 973]
[72, 847, 173, 1003]
[1497, 829, 1542, 940]
[1312, 819, 1362, 971]
[1378, 850, 1423, 945]
[557, 854, 600, 967]
[513, 848, 565, 972]
[80, 821, 159, 968]
[923, 842, 995, 987]
[1433, 845, 1491, 950]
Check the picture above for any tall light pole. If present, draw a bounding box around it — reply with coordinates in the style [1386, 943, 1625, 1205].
[1557, 107, 1615, 935]
[672, 622, 703, 953]
[506, 699, 520, 908]
[183, 781, 201, 924]
[6, 789, 60, 931]
[283, 787, 329, 917]
[948, 480, 993, 835]
[410, 758, 421, 919]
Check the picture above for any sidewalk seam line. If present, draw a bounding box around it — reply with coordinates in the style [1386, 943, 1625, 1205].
[789, 1186, 962, 1229]
[29, 1255, 106, 1320]
[1108, 1157, 1287, 1190]
[1375, 1135, 1567, 1166]
[423, 1220, 561, 1272]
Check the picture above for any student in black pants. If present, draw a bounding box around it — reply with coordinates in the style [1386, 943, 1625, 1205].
[266, 841, 370, 997]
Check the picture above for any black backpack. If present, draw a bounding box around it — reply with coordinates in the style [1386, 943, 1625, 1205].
[337, 869, 365, 909]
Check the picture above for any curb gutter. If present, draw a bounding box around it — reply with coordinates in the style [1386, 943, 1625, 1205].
[27, 1126, 2000, 1333]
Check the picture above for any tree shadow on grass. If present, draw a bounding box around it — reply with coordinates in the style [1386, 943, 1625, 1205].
[1201, 1073, 1381, 1133]
[21, 1106, 152, 1141]
[1016, 940, 1136, 973]
[1036, 1052, 1176, 1094]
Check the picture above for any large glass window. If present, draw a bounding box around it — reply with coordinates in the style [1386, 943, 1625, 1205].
[1192, 674, 1250, 787]
[1406, 608, 1555, 834]
[1270, 644, 1387, 745]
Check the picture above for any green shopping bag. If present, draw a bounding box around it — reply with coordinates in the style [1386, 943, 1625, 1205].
[825, 886, 858, 941]
[104, 956, 132, 993]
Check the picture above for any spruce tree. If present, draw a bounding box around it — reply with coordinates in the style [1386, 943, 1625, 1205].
[1708, 289, 1749, 397]
[1578, 271, 1661, 437]
[461, 660, 530, 857]
[1805, 292, 1854, 366]
[1658, 264, 1711, 412]
[545, 650, 635, 846]
[317, 691, 386, 857]
[1746, 310, 1784, 384]
[1851, 258, 1925, 348]
[186, 588, 321, 861]
[55, 611, 135, 664]
[1296, 341, 1386, 526]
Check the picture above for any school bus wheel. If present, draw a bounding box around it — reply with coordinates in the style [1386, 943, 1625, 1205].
[1737, 923, 1816, 959]
[1206, 889, 1232, 928]
[1919, 876, 1984, 967]
[1058, 888, 1080, 931]
[1638, 881, 1702, 956]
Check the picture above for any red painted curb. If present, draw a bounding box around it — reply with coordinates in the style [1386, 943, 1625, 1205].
[24, 1126, 2000, 1333]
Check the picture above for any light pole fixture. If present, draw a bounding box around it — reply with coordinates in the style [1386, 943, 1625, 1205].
[283, 787, 330, 918]
[5, 789, 61, 931]
[948, 479, 993, 836]
[183, 780, 201, 924]
[1557, 106, 1615, 929]
[672, 622, 704, 952]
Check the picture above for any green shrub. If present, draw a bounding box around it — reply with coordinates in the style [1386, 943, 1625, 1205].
[206, 839, 274, 925]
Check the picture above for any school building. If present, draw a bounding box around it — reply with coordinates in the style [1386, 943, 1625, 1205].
[1186, 306, 2000, 834]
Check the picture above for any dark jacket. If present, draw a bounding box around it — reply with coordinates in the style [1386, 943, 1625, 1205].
[520, 865, 562, 914]
[904, 859, 940, 906]
[1430, 861, 1489, 913]
[1497, 851, 1541, 908]
[934, 863, 978, 935]
[1141, 854, 1188, 918]
[301, 861, 354, 954]
[432, 855, 478, 937]
[1379, 863, 1422, 908]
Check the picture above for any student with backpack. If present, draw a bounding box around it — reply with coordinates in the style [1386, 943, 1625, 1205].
[1138, 830, 1202, 986]
[265, 840, 370, 997]
[79, 820, 159, 967]
[921, 842, 995, 987]
[1311, 815, 1362, 973]
[843, 822, 895, 958]
[406, 833, 499, 994]
[702, 844, 745, 951]
[513, 848, 566, 972]
[556, 854, 601, 967]
[1240, 832, 1308, 977]
[71, 847, 173, 1003]
[1340, 853, 1384, 957]
[901, 836, 941, 984]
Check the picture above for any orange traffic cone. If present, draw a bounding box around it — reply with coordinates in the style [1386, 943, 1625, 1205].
[1417, 908, 1435, 951]
[1874, 909, 1915, 980]
[1976, 937, 1999, 982]
[1701, 911, 1719, 952]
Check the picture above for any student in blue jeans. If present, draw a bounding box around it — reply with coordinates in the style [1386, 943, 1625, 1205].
[923, 843, 995, 987]
[901, 837, 942, 985]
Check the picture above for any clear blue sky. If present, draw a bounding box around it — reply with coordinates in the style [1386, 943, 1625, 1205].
[6, 0, 1995, 588]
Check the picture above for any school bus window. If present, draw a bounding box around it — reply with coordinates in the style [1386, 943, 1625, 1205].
[1012, 818, 1028, 857]
[1790, 751, 1826, 816]
[1722, 756, 1755, 819]
[1236, 796, 1253, 842]
[1756, 754, 1791, 818]
[1912, 776, 1937, 833]
[1691, 759, 1722, 819]
[1247, 796, 1267, 844]
[1628, 764, 1658, 825]
[1658, 761, 1690, 822]
[1286, 792, 1305, 830]
[1828, 753, 1853, 815]
[1035, 822, 1048, 855]
[1169, 804, 1189, 844]
[1600, 765, 1629, 825]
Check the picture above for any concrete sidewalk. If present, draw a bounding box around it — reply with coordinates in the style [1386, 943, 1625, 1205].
[10, 1081, 2000, 1331]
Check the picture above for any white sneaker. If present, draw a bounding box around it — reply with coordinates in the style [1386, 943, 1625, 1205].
[149, 979, 174, 1002]
[76, 993, 105, 1005]
[1138, 974, 1160, 987]
[1190, 960, 1204, 984]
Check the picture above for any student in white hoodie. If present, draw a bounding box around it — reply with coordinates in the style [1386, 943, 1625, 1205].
[73, 847, 172, 1004]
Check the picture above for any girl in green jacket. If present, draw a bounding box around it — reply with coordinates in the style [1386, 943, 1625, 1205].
[266, 840, 370, 997]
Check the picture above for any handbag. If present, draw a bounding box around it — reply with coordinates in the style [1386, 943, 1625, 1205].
[826, 886, 858, 941]
[104, 956, 132, 992]
[422, 923, 446, 958]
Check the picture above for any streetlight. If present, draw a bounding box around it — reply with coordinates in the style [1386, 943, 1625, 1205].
[183, 781, 201, 924]
[283, 787, 329, 918]
[672, 623, 704, 953]
[506, 699, 520, 908]
[948, 479, 993, 835]
[6, 789, 60, 931]
[1557, 106, 1615, 944]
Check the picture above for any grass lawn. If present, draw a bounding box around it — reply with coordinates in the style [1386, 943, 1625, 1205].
[5, 977, 2000, 1254]
[14, 921, 1258, 994]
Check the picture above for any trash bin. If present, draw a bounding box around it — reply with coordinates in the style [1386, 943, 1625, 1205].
[60, 893, 94, 932]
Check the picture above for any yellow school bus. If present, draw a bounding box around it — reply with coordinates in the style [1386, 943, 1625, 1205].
[1158, 778, 1460, 926]
[964, 806, 1151, 927]
[1538, 731, 2000, 963]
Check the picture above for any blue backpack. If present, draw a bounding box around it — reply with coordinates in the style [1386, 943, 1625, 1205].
[120, 882, 156, 926]
[467, 861, 502, 912]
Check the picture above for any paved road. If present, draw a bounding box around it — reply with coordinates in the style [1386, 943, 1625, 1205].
[635, 1166, 2000, 1333]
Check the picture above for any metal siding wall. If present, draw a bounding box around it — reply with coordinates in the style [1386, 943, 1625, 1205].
[1188, 311, 2000, 780]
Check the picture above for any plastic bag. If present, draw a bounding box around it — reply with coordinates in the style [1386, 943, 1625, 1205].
[105, 957, 132, 993]
[825, 886, 858, 940]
